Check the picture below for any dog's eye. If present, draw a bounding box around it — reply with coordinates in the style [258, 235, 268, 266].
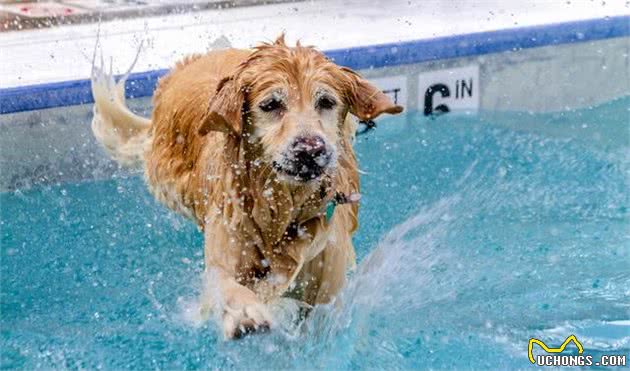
[259, 98, 284, 113]
[316, 96, 337, 110]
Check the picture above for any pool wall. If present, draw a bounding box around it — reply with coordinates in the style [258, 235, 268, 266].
[1, 16, 628, 191]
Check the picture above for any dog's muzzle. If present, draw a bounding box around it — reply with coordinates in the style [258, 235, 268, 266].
[273, 135, 332, 181]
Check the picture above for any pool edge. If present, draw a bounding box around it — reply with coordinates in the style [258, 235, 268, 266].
[1, 15, 628, 115]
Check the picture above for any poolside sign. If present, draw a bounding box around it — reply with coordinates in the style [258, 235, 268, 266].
[369, 75, 408, 108]
[418, 65, 479, 116]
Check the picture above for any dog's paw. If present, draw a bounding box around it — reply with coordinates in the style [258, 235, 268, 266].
[223, 303, 272, 339]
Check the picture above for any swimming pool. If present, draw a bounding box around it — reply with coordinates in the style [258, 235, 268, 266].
[2, 94, 628, 368]
[1, 3, 629, 368]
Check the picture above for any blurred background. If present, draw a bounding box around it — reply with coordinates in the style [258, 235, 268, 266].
[0, 0, 302, 31]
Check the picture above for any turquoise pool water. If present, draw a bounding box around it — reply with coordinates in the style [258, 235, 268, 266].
[1, 98, 628, 369]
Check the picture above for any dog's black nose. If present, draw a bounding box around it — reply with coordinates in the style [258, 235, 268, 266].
[285, 135, 331, 180]
[291, 135, 327, 162]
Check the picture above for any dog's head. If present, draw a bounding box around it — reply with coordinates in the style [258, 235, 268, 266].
[198, 35, 403, 183]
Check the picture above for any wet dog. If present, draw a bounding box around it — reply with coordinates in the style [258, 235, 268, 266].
[91, 35, 403, 339]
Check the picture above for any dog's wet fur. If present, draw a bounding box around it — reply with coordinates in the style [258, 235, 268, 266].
[91, 34, 403, 339]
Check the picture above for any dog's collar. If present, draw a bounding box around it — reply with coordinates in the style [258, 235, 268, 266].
[325, 191, 361, 222]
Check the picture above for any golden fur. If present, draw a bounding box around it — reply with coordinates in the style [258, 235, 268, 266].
[91, 35, 402, 339]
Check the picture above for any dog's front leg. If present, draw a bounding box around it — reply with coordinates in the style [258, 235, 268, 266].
[203, 222, 273, 339]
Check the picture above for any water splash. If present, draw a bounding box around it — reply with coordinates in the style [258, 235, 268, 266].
[2, 99, 629, 369]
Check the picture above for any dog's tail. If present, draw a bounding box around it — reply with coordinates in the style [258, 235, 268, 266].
[91, 51, 151, 169]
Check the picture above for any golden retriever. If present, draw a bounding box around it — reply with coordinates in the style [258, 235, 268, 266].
[91, 35, 403, 339]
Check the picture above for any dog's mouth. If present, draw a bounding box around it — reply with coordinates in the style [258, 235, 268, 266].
[272, 153, 332, 182]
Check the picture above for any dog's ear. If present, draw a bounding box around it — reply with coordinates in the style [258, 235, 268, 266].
[198, 76, 244, 136]
[341, 67, 404, 120]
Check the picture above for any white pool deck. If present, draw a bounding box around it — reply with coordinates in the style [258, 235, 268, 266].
[1, 0, 628, 90]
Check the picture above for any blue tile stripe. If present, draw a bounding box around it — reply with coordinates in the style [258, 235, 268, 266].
[1, 15, 628, 114]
